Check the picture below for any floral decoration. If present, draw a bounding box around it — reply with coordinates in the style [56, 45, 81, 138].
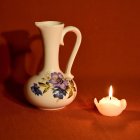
[30, 72, 76, 100]
[31, 83, 42, 96]
[49, 72, 68, 90]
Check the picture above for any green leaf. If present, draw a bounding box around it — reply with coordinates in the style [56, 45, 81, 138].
[69, 80, 75, 87]
[38, 82, 46, 87]
[73, 87, 76, 92]
[68, 90, 73, 98]
[43, 88, 49, 93]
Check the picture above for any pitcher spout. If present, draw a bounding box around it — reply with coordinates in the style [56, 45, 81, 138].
[35, 21, 64, 28]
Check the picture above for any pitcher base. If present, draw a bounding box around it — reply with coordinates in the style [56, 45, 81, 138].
[39, 106, 65, 110]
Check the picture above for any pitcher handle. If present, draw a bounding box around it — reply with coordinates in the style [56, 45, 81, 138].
[60, 26, 82, 80]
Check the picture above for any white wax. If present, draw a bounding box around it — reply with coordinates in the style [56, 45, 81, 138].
[94, 97, 127, 116]
[99, 96, 121, 107]
[94, 85, 127, 116]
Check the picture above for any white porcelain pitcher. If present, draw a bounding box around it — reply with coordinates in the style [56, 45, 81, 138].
[25, 21, 82, 110]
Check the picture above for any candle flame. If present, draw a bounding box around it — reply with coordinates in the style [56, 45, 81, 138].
[109, 85, 113, 99]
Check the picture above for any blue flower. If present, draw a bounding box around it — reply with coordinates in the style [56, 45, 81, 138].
[31, 83, 42, 96]
[53, 87, 67, 99]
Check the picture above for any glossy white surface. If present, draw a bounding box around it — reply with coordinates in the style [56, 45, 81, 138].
[25, 21, 82, 110]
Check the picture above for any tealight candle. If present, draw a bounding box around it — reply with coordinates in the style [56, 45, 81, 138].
[94, 85, 127, 116]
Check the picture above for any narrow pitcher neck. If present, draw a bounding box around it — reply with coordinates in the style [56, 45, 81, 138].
[43, 41, 60, 72]
[35, 21, 64, 73]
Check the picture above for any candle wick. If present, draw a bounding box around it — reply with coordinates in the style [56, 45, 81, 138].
[110, 97, 111, 100]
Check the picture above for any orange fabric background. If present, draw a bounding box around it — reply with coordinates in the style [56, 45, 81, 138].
[0, 0, 140, 140]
